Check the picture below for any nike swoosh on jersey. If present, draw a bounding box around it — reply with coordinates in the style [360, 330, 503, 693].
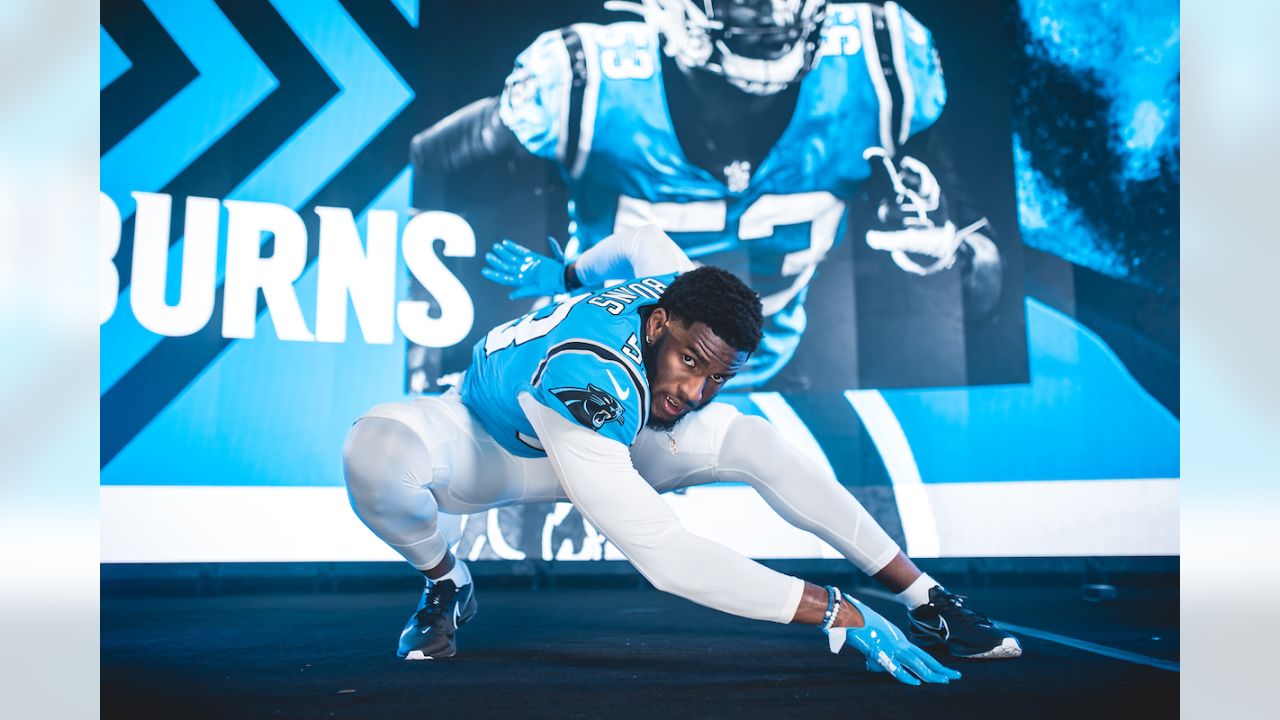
[605, 370, 630, 401]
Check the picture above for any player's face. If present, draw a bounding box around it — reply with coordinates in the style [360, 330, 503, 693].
[643, 308, 748, 429]
[718, 0, 812, 61]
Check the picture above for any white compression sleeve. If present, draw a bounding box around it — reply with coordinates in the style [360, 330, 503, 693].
[342, 417, 449, 571]
[572, 224, 696, 286]
[519, 393, 804, 623]
[716, 415, 902, 575]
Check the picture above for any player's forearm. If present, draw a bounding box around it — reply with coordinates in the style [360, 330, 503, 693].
[620, 522, 807, 624]
[519, 393, 804, 623]
[570, 225, 695, 287]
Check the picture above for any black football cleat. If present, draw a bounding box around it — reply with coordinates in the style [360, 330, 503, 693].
[907, 586, 1022, 659]
[397, 579, 478, 660]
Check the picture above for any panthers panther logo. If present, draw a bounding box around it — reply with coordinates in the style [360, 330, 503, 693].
[550, 384, 624, 431]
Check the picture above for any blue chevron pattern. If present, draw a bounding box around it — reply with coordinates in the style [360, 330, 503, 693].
[229, 0, 410, 211]
[100, 0, 442, 473]
[100, 0, 275, 223]
[100, 0, 411, 393]
[103, 168, 414, 486]
[101, 27, 131, 90]
[390, 0, 419, 28]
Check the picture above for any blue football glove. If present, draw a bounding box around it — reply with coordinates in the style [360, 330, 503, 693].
[826, 595, 961, 686]
[481, 238, 571, 300]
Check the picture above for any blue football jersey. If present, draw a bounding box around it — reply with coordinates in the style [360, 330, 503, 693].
[498, 3, 946, 386]
[461, 273, 677, 458]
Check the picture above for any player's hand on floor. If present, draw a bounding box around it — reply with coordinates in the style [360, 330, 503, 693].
[826, 595, 961, 686]
[481, 238, 568, 299]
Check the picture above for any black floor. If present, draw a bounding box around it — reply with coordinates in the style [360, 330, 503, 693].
[102, 577, 1178, 718]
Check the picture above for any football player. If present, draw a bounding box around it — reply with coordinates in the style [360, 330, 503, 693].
[344, 226, 1021, 670]
[410, 0, 1002, 389]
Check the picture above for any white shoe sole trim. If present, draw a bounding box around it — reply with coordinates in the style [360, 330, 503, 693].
[955, 637, 1023, 659]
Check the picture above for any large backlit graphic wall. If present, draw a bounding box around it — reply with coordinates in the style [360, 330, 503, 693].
[100, 0, 1179, 563]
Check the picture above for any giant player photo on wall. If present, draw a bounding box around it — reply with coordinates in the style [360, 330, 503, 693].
[406, 0, 1027, 395]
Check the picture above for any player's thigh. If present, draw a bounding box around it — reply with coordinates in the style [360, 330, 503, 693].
[361, 394, 528, 513]
[342, 416, 435, 520]
[630, 401, 741, 492]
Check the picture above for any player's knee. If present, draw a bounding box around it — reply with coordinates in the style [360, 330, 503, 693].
[342, 422, 383, 515]
[341, 418, 425, 521]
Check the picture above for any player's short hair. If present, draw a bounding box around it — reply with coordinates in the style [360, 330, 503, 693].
[659, 266, 763, 353]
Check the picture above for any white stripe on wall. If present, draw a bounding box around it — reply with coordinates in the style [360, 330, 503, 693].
[102, 479, 1178, 563]
[845, 389, 942, 557]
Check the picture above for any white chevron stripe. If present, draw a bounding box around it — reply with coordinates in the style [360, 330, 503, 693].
[845, 390, 941, 557]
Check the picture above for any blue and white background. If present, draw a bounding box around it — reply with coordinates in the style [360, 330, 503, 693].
[99, 0, 1179, 563]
